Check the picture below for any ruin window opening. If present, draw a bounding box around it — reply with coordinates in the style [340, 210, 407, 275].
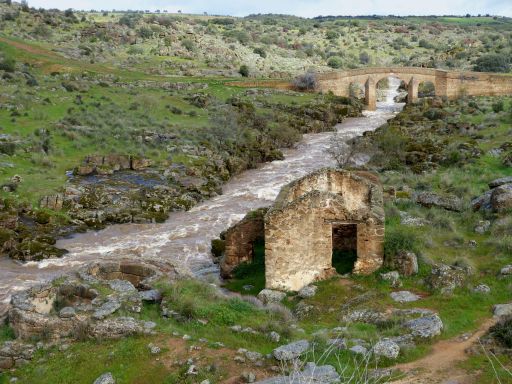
[332, 224, 358, 274]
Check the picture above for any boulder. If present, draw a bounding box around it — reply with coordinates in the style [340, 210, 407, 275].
[387, 251, 418, 277]
[489, 177, 512, 189]
[404, 314, 443, 338]
[343, 309, 386, 324]
[349, 345, 368, 355]
[90, 317, 149, 339]
[500, 265, 512, 276]
[59, 307, 76, 319]
[390, 291, 421, 303]
[298, 285, 317, 299]
[327, 338, 347, 350]
[255, 362, 340, 384]
[272, 340, 310, 361]
[92, 299, 121, 320]
[0, 341, 35, 372]
[473, 284, 491, 294]
[491, 184, 512, 212]
[426, 264, 467, 292]
[471, 191, 492, 212]
[108, 280, 137, 293]
[373, 340, 400, 359]
[140, 290, 162, 302]
[414, 192, 463, 212]
[493, 304, 512, 317]
[474, 220, 491, 234]
[93, 372, 116, 384]
[257, 289, 286, 305]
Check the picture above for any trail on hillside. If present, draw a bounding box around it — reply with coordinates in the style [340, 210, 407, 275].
[393, 318, 497, 384]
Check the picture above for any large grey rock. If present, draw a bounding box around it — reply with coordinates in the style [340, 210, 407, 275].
[493, 304, 512, 317]
[93, 372, 116, 384]
[471, 191, 492, 212]
[489, 177, 512, 189]
[491, 184, 512, 212]
[327, 338, 347, 350]
[108, 280, 137, 293]
[415, 191, 463, 212]
[373, 340, 400, 359]
[349, 345, 368, 355]
[473, 284, 491, 294]
[93, 299, 121, 320]
[298, 285, 317, 299]
[90, 317, 149, 339]
[258, 289, 286, 305]
[426, 264, 467, 292]
[500, 265, 512, 276]
[342, 309, 386, 324]
[59, 307, 76, 319]
[474, 220, 491, 234]
[404, 314, 443, 338]
[140, 290, 162, 302]
[273, 340, 310, 361]
[255, 362, 340, 384]
[0, 341, 35, 371]
[390, 291, 421, 303]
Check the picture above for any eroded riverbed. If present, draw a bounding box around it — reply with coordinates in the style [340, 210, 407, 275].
[0, 79, 405, 317]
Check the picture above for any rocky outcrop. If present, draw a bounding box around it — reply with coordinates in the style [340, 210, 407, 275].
[414, 191, 463, 212]
[74, 155, 151, 176]
[472, 178, 512, 213]
[272, 340, 310, 361]
[386, 250, 418, 276]
[426, 263, 468, 292]
[0, 341, 36, 372]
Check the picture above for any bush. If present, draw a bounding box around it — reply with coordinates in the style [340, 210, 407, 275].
[253, 47, 266, 58]
[293, 71, 317, 91]
[490, 316, 512, 348]
[327, 56, 343, 69]
[137, 27, 153, 39]
[127, 46, 144, 55]
[384, 225, 420, 258]
[0, 56, 16, 72]
[492, 99, 505, 113]
[473, 54, 510, 73]
[181, 39, 195, 51]
[359, 51, 370, 65]
[239, 64, 249, 77]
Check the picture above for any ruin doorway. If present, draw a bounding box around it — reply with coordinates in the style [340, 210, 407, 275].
[332, 223, 358, 274]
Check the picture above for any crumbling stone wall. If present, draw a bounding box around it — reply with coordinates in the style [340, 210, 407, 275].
[265, 169, 384, 291]
[220, 208, 267, 278]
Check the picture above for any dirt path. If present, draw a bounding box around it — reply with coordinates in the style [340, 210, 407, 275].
[392, 318, 497, 384]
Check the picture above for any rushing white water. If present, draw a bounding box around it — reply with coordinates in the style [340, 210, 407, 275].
[0, 78, 405, 317]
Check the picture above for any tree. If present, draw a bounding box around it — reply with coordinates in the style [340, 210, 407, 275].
[253, 47, 266, 58]
[359, 51, 370, 65]
[327, 56, 343, 69]
[473, 54, 510, 73]
[20, 0, 29, 12]
[325, 133, 358, 168]
[239, 65, 249, 77]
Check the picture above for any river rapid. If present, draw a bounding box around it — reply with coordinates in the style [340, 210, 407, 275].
[0, 78, 405, 317]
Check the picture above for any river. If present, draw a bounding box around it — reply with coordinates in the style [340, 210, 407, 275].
[0, 77, 405, 318]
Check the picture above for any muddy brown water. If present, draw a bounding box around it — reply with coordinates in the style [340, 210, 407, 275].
[0, 78, 405, 317]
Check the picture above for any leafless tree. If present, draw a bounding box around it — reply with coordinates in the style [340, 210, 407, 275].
[325, 132, 359, 168]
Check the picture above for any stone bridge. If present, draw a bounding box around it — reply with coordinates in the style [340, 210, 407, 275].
[316, 67, 512, 110]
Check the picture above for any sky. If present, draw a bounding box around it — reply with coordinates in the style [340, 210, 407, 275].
[27, 0, 512, 17]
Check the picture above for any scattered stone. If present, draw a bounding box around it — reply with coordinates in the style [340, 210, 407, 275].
[399, 211, 430, 227]
[58, 307, 76, 319]
[268, 331, 280, 343]
[186, 365, 198, 375]
[140, 290, 162, 302]
[426, 264, 467, 292]
[489, 177, 512, 189]
[294, 301, 315, 319]
[343, 309, 386, 324]
[245, 350, 263, 362]
[349, 345, 368, 355]
[93, 372, 115, 384]
[242, 371, 256, 383]
[327, 338, 347, 350]
[255, 362, 340, 384]
[491, 184, 512, 212]
[93, 299, 121, 320]
[415, 191, 463, 212]
[404, 314, 443, 338]
[0, 342, 35, 371]
[148, 343, 161, 355]
[493, 304, 512, 317]
[500, 265, 512, 276]
[257, 289, 286, 305]
[298, 285, 317, 299]
[380, 271, 401, 287]
[90, 317, 150, 339]
[373, 340, 400, 359]
[368, 368, 394, 381]
[390, 291, 421, 303]
[473, 284, 491, 294]
[183, 334, 191, 340]
[108, 279, 137, 293]
[474, 220, 491, 234]
[387, 251, 418, 276]
[272, 340, 310, 361]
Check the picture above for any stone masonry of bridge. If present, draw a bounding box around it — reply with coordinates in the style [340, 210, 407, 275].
[316, 67, 512, 110]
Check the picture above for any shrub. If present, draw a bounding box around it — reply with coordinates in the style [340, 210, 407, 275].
[181, 39, 195, 51]
[253, 47, 266, 58]
[127, 46, 144, 55]
[359, 51, 370, 65]
[239, 64, 249, 77]
[0, 56, 16, 72]
[325, 30, 339, 41]
[327, 56, 343, 69]
[492, 99, 505, 113]
[384, 225, 420, 258]
[293, 71, 317, 91]
[137, 27, 153, 39]
[490, 316, 512, 348]
[473, 54, 510, 73]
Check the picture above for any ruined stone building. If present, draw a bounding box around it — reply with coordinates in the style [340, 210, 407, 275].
[220, 169, 385, 291]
